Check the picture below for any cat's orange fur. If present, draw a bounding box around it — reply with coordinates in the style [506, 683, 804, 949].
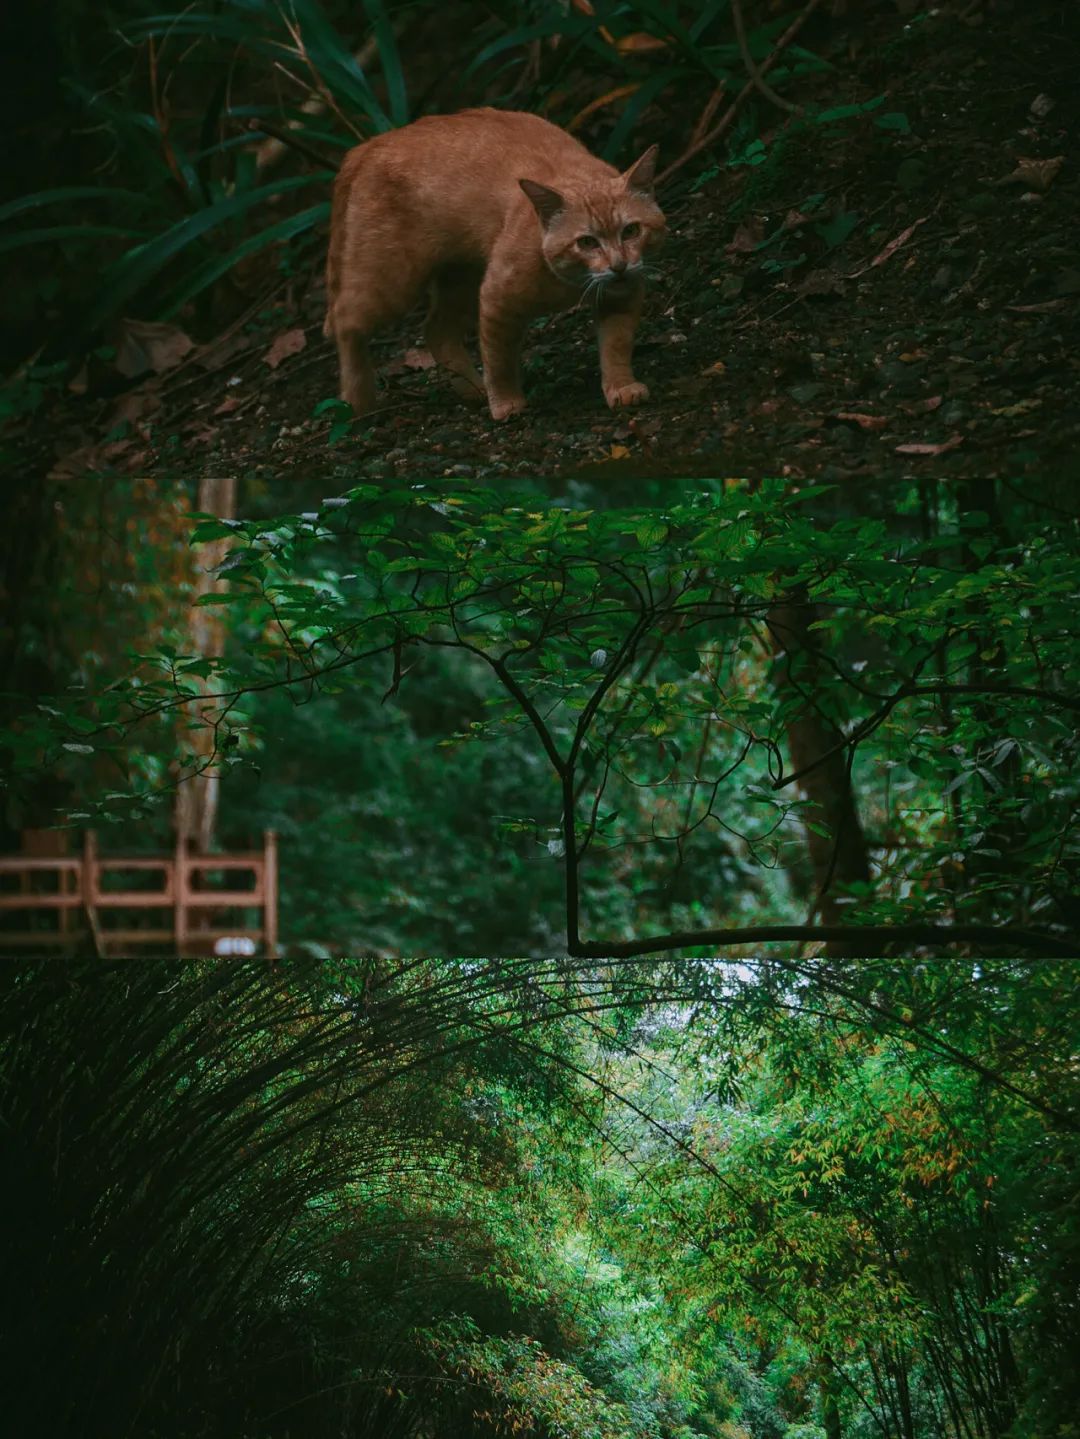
[324, 108, 666, 421]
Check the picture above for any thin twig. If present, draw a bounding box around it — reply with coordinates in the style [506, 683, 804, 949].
[243, 115, 338, 171]
[255, 33, 378, 171]
[658, 0, 824, 183]
[732, 0, 804, 114]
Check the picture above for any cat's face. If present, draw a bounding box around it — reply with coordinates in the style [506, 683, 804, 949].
[520, 146, 666, 297]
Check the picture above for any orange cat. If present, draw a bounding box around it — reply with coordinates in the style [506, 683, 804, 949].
[324, 108, 666, 421]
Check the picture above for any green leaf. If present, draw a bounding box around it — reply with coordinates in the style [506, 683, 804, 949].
[875, 112, 911, 134]
[636, 520, 668, 549]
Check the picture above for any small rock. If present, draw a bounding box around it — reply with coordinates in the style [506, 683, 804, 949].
[788, 382, 825, 405]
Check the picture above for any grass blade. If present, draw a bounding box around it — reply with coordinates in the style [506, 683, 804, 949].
[81, 172, 331, 335]
[160, 201, 330, 317]
[362, 0, 409, 128]
[0, 223, 152, 256]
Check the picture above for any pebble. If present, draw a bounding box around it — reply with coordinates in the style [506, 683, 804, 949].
[788, 382, 825, 404]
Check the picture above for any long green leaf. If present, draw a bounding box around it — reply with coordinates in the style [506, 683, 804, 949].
[466, 15, 600, 77]
[81, 173, 331, 334]
[160, 201, 330, 318]
[602, 70, 692, 162]
[362, 0, 409, 128]
[0, 186, 153, 226]
[0, 224, 152, 257]
[288, 0, 392, 132]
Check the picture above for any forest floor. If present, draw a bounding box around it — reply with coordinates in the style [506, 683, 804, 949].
[19, 1, 1080, 500]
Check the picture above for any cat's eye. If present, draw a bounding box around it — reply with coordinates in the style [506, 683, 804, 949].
[577, 234, 601, 250]
[622, 222, 642, 239]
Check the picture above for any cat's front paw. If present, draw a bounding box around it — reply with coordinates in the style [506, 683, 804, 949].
[489, 395, 528, 421]
[605, 381, 649, 410]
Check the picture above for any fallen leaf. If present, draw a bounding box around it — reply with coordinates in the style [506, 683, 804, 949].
[990, 398, 1041, 417]
[1004, 155, 1064, 192]
[1006, 299, 1066, 313]
[1029, 93, 1054, 119]
[615, 31, 669, 52]
[898, 348, 928, 362]
[834, 411, 887, 430]
[702, 360, 727, 377]
[899, 395, 944, 416]
[726, 217, 765, 254]
[263, 327, 307, 369]
[848, 217, 928, 277]
[214, 395, 243, 416]
[895, 434, 964, 457]
[403, 347, 436, 371]
[113, 318, 194, 378]
[606, 444, 632, 461]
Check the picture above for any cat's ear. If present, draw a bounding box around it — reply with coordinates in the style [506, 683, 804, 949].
[519, 178, 566, 226]
[622, 144, 659, 196]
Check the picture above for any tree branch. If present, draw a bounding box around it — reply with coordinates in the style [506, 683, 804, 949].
[573, 922, 1076, 959]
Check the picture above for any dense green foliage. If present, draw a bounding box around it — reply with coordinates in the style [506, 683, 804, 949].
[9, 478, 1077, 956]
[2, 955, 1078, 1438]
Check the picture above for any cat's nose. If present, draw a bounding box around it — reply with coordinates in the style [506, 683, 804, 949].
[611, 256, 627, 274]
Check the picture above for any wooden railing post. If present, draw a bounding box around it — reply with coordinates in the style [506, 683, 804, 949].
[175, 834, 188, 955]
[264, 830, 279, 959]
[83, 831, 103, 956]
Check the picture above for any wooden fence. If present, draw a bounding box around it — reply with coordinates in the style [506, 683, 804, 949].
[0, 831, 278, 957]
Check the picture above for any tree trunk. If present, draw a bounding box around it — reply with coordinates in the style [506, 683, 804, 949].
[768, 590, 871, 930]
[174, 475, 237, 855]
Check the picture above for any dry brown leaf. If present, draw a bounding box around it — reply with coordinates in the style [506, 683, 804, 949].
[702, 360, 727, 377]
[900, 395, 944, 416]
[835, 411, 887, 431]
[1005, 155, 1064, 192]
[898, 348, 928, 362]
[263, 327, 307, 369]
[726, 218, 764, 255]
[403, 347, 436, 371]
[214, 395, 243, 416]
[606, 444, 632, 461]
[1006, 299, 1066, 313]
[114, 318, 194, 378]
[895, 434, 964, 457]
[615, 31, 670, 52]
[847, 217, 928, 278]
[567, 83, 640, 133]
[990, 397, 1041, 417]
